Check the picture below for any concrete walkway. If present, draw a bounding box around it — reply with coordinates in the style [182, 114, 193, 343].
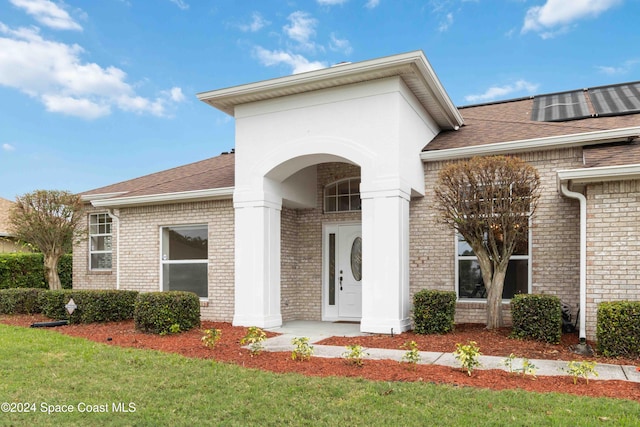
[265, 321, 640, 383]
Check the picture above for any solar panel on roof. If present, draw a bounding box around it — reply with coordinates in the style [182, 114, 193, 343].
[590, 83, 640, 116]
[531, 90, 591, 122]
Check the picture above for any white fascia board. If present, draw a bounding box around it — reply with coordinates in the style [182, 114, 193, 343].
[197, 50, 464, 130]
[421, 126, 640, 162]
[81, 192, 128, 202]
[91, 187, 234, 208]
[557, 164, 640, 186]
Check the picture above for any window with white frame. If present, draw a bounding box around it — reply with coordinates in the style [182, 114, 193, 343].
[89, 213, 112, 270]
[456, 231, 530, 300]
[455, 181, 532, 300]
[324, 178, 361, 213]
[161, 225, 208, 298]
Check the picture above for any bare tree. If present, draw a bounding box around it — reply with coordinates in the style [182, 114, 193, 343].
[9, 190, 85, 290]
[435, 156, 541, 329]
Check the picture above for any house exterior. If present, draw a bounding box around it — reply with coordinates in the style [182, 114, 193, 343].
[74, 51, 640, 341]
[0, 197, 25, 253]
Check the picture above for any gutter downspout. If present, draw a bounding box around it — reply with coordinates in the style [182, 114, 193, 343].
[559, 184, 587, 342]
[107, 209, 120, 290]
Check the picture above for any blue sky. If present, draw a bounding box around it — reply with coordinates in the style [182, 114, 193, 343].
[1, 0, 638, 200]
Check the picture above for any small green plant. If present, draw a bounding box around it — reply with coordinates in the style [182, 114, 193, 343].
[522, 359, 538, 378]
[501, 353, 517, 373]
[291, 337, 314, 361]
[201, 328, 222, 349]
[454, 341, 481, 376]
[401, 340, 421, 368]
[342, 344, 369, 367]
[240, 326, 267, 355]
[501, 353, 537, 378]
[169, 323, 181, 334]
[566, 360, 599, 385]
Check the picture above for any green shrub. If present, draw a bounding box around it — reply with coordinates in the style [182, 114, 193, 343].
[412, 289, 456, 334]
[134, 291, 200, 335]
[597, 301, 640, 357]
[0, 288, 45, 314]
[39, 289, 138, 323]
[0, 253, 72, 289]
[510, 294, 562, 344]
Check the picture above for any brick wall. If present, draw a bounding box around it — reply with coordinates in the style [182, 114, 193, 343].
[412, 148, 583, 325]
[74, 200, 235, 322]
[585, 180, 640, 339]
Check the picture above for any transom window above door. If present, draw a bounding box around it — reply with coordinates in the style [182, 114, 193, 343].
[324, 178, 361, 212]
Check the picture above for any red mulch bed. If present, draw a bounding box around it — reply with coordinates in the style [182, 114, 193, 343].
[2, 314, 640, 403]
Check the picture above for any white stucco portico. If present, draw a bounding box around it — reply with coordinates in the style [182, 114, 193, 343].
[198, 51, 463, 334]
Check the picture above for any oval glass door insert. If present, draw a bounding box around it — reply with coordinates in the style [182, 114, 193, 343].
[350, 237, 362, 281]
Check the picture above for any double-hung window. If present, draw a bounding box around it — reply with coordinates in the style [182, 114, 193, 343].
[89, 213, 112, 270]
[161, 225, 208, 298]
[456, 182, 531, 300]
[456, 234, 530, 299]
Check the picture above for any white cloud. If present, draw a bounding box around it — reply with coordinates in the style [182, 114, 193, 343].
[596, 59, 639, 75]
[9, 0, 82, 31]
[438, 12, 453, 32]
[522, 0, 622, 37]
[253, 46, 327, 74]
[239, 12, 269, 32]
[169, 0, 189, 10]
[329, 33, 352, 55]
[365, 0, 380, 8]
[2, 143, 15, 152]
[167, 87, 185, 102]
[0, 23, 183, 119]
[284, 11, 318, 50]
[464, 80, 539, 103]
[317, 0, 349, 5]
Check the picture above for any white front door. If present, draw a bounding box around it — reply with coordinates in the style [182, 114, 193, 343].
[324, 223, 362, 320]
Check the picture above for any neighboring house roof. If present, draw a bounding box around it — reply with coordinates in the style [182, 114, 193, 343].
[82, 152, 235, 207]
[0, 197, 14, 237]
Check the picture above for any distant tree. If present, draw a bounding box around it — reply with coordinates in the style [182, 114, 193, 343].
[434, 156, 541, 329]
[9, 190, 85, 290]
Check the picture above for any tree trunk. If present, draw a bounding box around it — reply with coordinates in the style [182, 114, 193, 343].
[485, 268, 507, 329]
[44, 253, 62, 290]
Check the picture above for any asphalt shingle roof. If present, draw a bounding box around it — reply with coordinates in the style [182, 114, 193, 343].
[81, 152, 234, 198]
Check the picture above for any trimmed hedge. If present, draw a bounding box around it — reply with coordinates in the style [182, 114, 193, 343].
[412, 289, 456, 334]
[0, 253, 72, 289]
[510, 294, 562, 344]
[0, 288, 45, 314]
[597, 301, 640, 357]
[134, 291, 200, 335]
[39, 290, 138, 323]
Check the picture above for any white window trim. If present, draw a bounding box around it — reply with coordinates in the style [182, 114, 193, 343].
[323, 177, 362, 213]
[89, 212, 112, 271]
[159, 224, 209, 300]
[454, 228, 532, 303]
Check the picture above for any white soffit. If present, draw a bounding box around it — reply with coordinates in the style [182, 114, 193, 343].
[557, 164, 640, 186]
[90, 187, 234, 208]
[197, 51, 464, 131]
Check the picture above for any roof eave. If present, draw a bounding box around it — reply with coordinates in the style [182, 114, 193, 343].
[557, 164, 640, 189]
[197, 51, 464, 130]
[421, 126, 640, 162]
[90, 187, 234, 208]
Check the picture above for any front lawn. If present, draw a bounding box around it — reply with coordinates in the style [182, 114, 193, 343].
[0, 324, 638, 426]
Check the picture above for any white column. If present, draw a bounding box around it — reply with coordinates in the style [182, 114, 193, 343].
[232, 193, 283, 328]
[359, 186, 411, 334]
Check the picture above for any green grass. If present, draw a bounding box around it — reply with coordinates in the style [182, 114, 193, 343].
[1, 324, 639, 426]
